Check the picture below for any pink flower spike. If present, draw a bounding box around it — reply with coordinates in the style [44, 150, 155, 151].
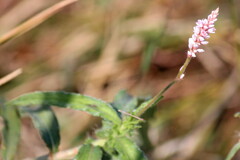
[187, 8, 219, 58]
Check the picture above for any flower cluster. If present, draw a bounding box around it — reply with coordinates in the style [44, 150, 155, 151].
[188, 8, 219, 57]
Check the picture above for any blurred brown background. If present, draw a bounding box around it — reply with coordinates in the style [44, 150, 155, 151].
[0, 0, 240, 159]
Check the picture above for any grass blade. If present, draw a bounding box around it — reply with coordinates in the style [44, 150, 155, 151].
[2, 105, 21, 160]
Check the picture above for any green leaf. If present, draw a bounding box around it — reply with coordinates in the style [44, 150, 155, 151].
[111, 90, 138, 113]
[74, 144, 102, 160]
[114, 137, 147, 160]
[6, 91, 121, 124]
[2, 105, 21, 160]
[225, 142, 240, 160]
[21, 105, 60, 153]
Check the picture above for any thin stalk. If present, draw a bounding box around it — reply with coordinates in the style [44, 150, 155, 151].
[135, 56, 192, 117]
[176, 56, 192, 80]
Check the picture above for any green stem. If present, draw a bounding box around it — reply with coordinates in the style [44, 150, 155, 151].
[225, 142, 240, 160]
[176, 56, 192, 79]
[135, 56, 192, 117]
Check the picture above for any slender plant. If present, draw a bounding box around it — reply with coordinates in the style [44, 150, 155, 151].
[0, 7, 220, 160]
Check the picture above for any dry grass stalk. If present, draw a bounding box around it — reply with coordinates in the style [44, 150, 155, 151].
[0, 0, 78, 45]
[0, 68, 22, 86]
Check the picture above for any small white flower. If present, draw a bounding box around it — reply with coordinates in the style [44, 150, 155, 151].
[180, 73, 185, 79]
[208, 28, 216, 33]
[201, 41, 208, 45]
[197, 49, 205, 52]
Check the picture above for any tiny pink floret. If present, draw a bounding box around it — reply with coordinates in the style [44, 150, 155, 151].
[187, 8, 219, 57]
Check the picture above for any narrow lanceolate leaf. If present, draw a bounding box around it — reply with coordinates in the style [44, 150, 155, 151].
[6, 91, 121, 124]
[2, 105, 21, 160]
[225, 142, 240, 160]
[21, 106, 60, 153]
[114, 137, 147, 160]
[74, 144, 102, 160]
[0, 0, 78, 45]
